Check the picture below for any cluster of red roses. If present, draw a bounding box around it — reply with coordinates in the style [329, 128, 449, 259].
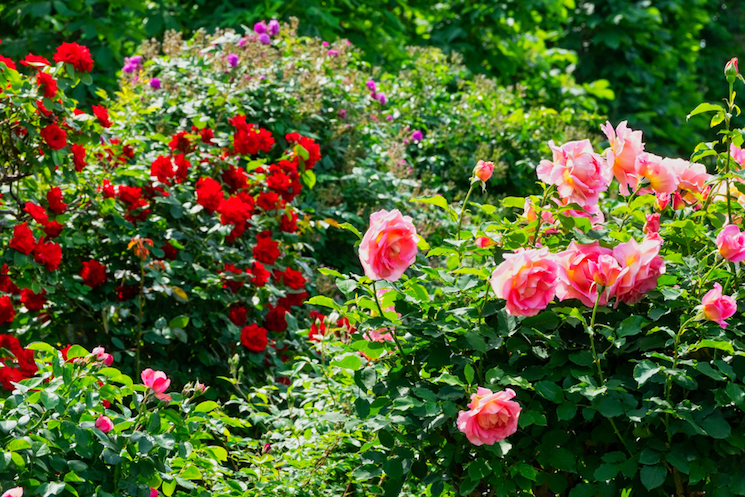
[0, 334, 37, 390]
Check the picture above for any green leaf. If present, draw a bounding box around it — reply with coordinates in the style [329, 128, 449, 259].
[65, 345, 89, 359]
[701, 416, 731, 439]
[353, 464, 383, 480]
[633, 360, 662, 386]
[180, 465, 202, 480]
[168, 316, 189, 329]
[337, 222, 361, 239]
[307, 296, 339, 309]
[38, 482, 66, 497]
[162, 480, 176, 497]
[26, 342, 57, 353]
[534, 381, 564, 403]
[464, 364, 475, 385]
[7, 439, 31, 451]
[640, 464, 667, 490]
[687, 102, 725, 120]
[301, 169, 316, 189]
[556, 403, 577, 421]
[616, 315, 647, 338]
[502, 197, 525, 208]
[692, 340, 734, 356]
[331, 353, 362, 370]
[194, 401, 219, 413]
[594, 463, 620, 481]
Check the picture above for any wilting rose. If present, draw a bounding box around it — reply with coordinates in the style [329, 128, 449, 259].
[490, 247, 558, 317]
[701, 283, 737, 329]
[359, 209, 420, 281]
[456, 387, 521, 446]
[601, 120, 644, 195]
[536, 139, 611, 207]
[717, 225, 745, 262]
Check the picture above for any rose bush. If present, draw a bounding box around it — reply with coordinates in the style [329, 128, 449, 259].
[311, 62, 745, 495]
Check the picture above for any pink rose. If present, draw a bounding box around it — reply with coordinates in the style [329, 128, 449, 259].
[601, 121, 645, 196]
[1, 488, 23, 497]
[672, 192, 685, 210]
[91, 346, 114, 366]
[141, 368, 171, 402]
[150, 488, 159, 497]
[490, 247, 558, 316]
[643, 213, 660, 235]
[364, 328, 394, 342]
[730, 143, 745, 169]
[556, 198, 605, 227]
[94, 415, 114, 433]
[635, 153, 679, 194]
[475, 236, 497, 248]
[556, 242, 620, 307]
[655, 192, 670, 211]
[702, 283, 737, 329]
[473, 160, 495, 182]
[456, 387, 521, 446]
[612, 236, 666, 305]
[359, 209, 420, 281]
[717, 225, 745, 262]
[536, 140, 610, 207]
[667, 158, 712, 205]
[725, 57, 739, 80]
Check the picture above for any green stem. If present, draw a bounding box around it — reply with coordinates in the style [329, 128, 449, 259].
[725, 81, 735, 224]
[456, 182, 476, 243]
[372, 280, 418, 379]
[588, 292, 603, 383]
[478, 281, 493, 324]
[531, 185, 554, 247]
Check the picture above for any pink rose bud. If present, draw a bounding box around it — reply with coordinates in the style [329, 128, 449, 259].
[655, 192, 670, 211]
[194, 381, 206, 394]
[141, 368, 171, 402]
[263, 443, 271, 453]
[672, 191, 685, 210]
[475, 236, 497, 248]
[359, 209, 420, 282]
[702, 283, 737, 328]
[717, 225, 745, 262]
[643, 213, 660, 234]
[491, 247, 558, 316]
[456, 387, 521, 446]
[94, 415, 114, 433]
[149, 488, 158, 497]
[725, 57, 739, 83]
[1, 488, 23, 497]
[91, 346, 114, 366]
[473, 160, 494, 182]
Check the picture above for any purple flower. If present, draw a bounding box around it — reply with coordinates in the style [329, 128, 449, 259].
[338, 109, 346, 119]
[122, 55, 142, 74]
[259, 33, 271, 45]
[150, 78, 161, 90]
[227, 53, 239, 67]
[254, 21, 267, 34]
[327, 50, 339, 57]
[376, 93, 387, 105]
[322, 41, 329, 47]
[411, 130, 423, 142]
[238, 38, 247, 47]
[268, 20, 280, 36]
[366, 80, 376, 92]
[386, 115, 393, 121]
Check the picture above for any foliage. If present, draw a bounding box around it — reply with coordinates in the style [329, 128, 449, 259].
[319, 74, 745, 495]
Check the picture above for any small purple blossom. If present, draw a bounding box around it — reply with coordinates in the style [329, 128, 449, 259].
[259, 33, 271, 45]
[227, 53, 239, 68]
[150, 77, 161, 90]
[254, 21, 267, 34]
[122, 55, 142, 74]
[322, 41, 329, 47]
[338, 109, 347, 118]
[411, 130, 423, 142]
[366, 80, 376, 92]
[238, 38, 247, 47]
[376, 93, 387, 105]
[327, 50, 339, 57]
[386, 115, 393, 121]
[268, 20, 280, 36]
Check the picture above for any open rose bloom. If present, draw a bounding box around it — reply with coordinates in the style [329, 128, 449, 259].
[536, 140, 611, 207]
[141, 368, 171, 401]
[457, 387, 521, 446]
[601, 120, 644, 195]
[490, 247, 558, 317]
[701, 283, 737, 329]
[359, 209, 420, 281]
[717, 225, 745, 262]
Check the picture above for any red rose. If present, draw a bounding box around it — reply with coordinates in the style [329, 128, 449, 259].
[20, 54, 50, 68]
[309, 311, 328, 342]
[249, 261, 270, 287]
[92, 105, 112, 128]
[53, 42, 94, 72]
[10, 223, 36, 254]
[174, 154, 190, 183]
[256, 191, 284, 211]
[81, 259, 107, 288]
[47, 187, 67, 214]
[222, 264, 243, 293]
[0, 265, 19, 295]
[116, 285, 139, 302]
[279, 210, 299, 233]
[222, 166, 249, 193]
[193, 126, 213, 144]
[37, 72, 57, 99]
[24, 202, 48, 224]
[43, 220, 64, 239]
[161, 242, 179, 261]
[169, 131, 193, 153]
[218, 195, 253, 226]
[265, 304, 288, 332]
[0, 56, 16, 71]
[33, 240, 62, 271]
[71, 144, 87, 172]
[40, 124, 67, 150]
[0, 367, 23, 390]
[233, 125, 275, 156]
[240, 324, 269, 353]
[296, 136, 321, 169]
[196, 177, 224, 213]
[267, 168, 292, 193]
[253, 231, 280, 265]
[278, 291, 308, 309]
[0, 296, 15, 324]
[229, 305, 247, 326]
[21, 288, 46, 311]
[36, 99, 53, 118]
[273, 267, 306, 290]
[150, 155, 174, 184]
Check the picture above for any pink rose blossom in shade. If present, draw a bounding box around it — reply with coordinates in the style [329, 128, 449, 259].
[475, 236, 497, 248]
[601, 120, 645, 195]
[555, 242, 620, 307]
[635, 153, 679, 194]
[141, 368, 171, 402]
[268, 20, 280, 36]
[730, 143, 745, 168]
[456, 387, 521, 446]
[94, 416, 114, 433]
[327, 49, 339, 57]
[473, 160, 495, 182]
[643, 213, 660, 235]
[667, 158, 712, 205]
[149, 488, 159, 497]
[702, 283, 737, 328]
[655, 192, 670, 211]
[359, 209, 420, 282]
[1, 488, 23, 497]
[322, 41, 329, 47]
[612, 235, 666, 305]
[536, 139, 611, 207]
[91, 346, 114, 366]
[717, 225, 745, 262]
[490, 247, 559, 317]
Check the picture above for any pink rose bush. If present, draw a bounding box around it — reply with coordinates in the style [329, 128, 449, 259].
[359, 209, 420, 281]
[457, 388, 521, 446]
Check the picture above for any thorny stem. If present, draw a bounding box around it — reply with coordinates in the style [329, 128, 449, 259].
[372, 280, 419, 379]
